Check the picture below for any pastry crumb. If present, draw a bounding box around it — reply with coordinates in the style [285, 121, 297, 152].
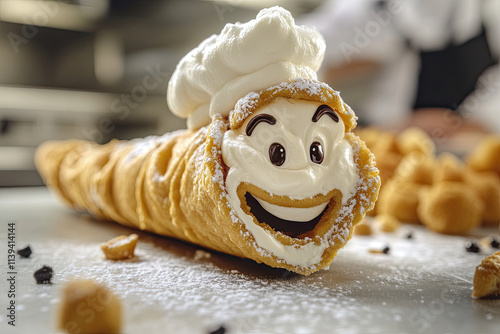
[354, 221, 372, 236]
[194, 249, 212, 260]
[101, 234, 138, 260]
[472, 251, 500, 299]
[58, 279, 121, 333]
[368, 245, 390, 254]
[480, 236, 500, 249]
[375, 214, 401, 232]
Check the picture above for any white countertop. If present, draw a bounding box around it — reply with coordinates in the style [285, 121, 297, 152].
[1, 187, 499, 334]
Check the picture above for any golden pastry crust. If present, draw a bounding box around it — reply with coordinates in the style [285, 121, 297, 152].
[472, 251, 500, 298]
[34, 140, 85, 207]
[230, 79, 357, 133]
[418, 182, 483, 234]
[58, 279, 122, 334]
[36, 91, 380, 276]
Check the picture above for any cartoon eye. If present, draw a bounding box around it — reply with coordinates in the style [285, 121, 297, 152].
[269, 142, 286, 166]
[310, 141, 324, 164]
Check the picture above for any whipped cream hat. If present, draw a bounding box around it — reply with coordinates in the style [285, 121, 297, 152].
[167, 6, 326, 129]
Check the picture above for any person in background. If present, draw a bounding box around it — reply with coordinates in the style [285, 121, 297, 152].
[300, 0, 500, 143]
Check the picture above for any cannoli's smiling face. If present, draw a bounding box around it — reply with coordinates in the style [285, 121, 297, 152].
[222, 97, 358, 246]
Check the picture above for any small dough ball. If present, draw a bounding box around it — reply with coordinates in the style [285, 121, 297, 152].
[465, 171, 500, 225]
[433, 152, 465, 183]
[377, 179, 424, 224]
[355, 127, 382, 150]
[101, 234, 139, 260]
[375, 214, 401, 232]
[418, 182, 483, 234]
[466, 135, 500, 177]
[372, 132, 401, 156]
[58, 279, 122, 334]
[354, 221, 372, 235]
[374, 150, 402, 183]
[398, 127, 435, 157]
[394, 153, 435, 186]
[472, 251, 500, 298]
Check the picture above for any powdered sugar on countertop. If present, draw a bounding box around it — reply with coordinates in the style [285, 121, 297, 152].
[2, 187, 500, 334]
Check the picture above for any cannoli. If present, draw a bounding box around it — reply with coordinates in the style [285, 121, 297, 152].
[35, 7, 380, 275]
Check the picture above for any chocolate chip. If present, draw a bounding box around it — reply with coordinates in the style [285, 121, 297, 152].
[34, 265, 53, 284]
[490, 237, 499, 249]
[208, 325, 226, 334]
[368, 245, 391, 254]
[17, 245, 32, 258]
[465, 241, 480, 253]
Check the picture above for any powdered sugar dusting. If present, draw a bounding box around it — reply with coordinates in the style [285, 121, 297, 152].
[14, 223, 493, 334]
[7, 186, 498, 333]
[123, 130, 185, 166]
[229, 78, 356, 129]
[230, 92, 260, 127]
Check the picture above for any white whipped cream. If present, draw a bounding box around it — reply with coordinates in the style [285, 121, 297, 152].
[255, 198, 328, 222]
[222, 98, 359, 267]
[167, 6, 325, 129]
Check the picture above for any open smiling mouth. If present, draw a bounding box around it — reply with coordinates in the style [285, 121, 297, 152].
[237, 183, 339, 239]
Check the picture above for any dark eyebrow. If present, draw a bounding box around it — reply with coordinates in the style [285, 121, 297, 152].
[246, 113, 277, 136]
[312, 104, 339, 123]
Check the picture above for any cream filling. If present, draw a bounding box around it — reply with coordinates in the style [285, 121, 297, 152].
[167, 7, 325, 129]
[255, 197, 328, 222]
[221, 98, 358, 267]
[223, 138, 358, 267]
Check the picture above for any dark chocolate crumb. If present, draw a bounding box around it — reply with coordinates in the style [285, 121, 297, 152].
[17, 245, 32, 258]
[34, 265, 53, 284]
[382, 246, 390, 254]
[208, 326, 226, 334]
[405, 232, 413, 240]
[465, 241, 480, 253]
[490, 237, 499, 249]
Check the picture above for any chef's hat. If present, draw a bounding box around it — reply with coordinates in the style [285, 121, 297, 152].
[167, 6, 326, 129]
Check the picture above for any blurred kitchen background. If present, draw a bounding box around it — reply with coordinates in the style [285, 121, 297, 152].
[0, 0, 499, 187]
[0, 0, 323, 186]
